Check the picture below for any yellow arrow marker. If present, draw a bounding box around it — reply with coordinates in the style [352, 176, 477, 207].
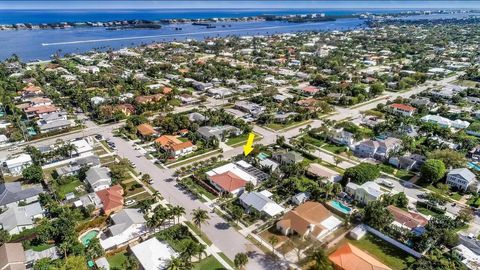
[243, 133, 255, 156]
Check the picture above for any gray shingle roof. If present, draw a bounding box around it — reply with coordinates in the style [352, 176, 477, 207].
[109, 209, 145, 236]
[449, 168, 476, 182]
[0, 207, 33, 232]
[0, 183, 43, 207]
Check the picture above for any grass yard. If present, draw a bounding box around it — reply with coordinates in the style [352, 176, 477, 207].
[193, 256, 226, 270]
[185, 221, 213, 246]
[416, 206, 439, 217]
[30, 243, 54, 252]
[266, 120, 312, 131]
[217, 253, 236, 269]
[107, 251, 128, 269]
[348, 234, 415, 270]
[54, 179, 85, 199]
[321, 142, 348, 154]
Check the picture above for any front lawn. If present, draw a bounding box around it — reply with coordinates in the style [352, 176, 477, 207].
[107, 251, 128, 269]
[193, 256, 226, 270]
[348, 234, 415, 270]
[54, 179, 86, 199]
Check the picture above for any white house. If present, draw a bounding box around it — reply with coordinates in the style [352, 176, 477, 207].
[85, 167, 111, 192]
[239, 190, 285, 217]
[420, 115, 470, 129]
[4, 154, 32, 175]
[346, 181, 385, 204]
[131, 238, 178, 270]
[446, 168, 479, 192]
[100, 209, 148, 250]
[389, 103, 416, 117]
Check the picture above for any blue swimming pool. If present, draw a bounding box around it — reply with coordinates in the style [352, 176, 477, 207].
[468, 162, 480, 172]
[329, 200, 352, 214]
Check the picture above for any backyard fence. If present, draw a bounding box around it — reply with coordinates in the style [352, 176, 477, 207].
[364, 225, 423, 258]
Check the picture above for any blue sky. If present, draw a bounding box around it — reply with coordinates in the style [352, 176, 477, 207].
[1, 1, 480, 10]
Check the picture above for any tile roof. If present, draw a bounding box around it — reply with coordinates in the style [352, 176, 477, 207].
[390, 103, 416, 112]
[96, 185, 124, 214]
[329, 243, 392, 270]
[277, 201, 332, 236]
[155, 135, 194, 151]
[209, 171, 247, 192]
[0, 243, 26, 270]
[136, 123, 157, 137]
[387, 205, 428, 230]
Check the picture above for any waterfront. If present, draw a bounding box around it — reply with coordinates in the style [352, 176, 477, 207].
[0, 18, 365, 61]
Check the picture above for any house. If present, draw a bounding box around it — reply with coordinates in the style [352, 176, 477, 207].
[388, 154, 426, 171]
[197, 125, 241, 141]
[389, 103, 416, 117]
[25, 246, 60, 269]
[307, 163, 342, 182]
[24, 104, 60, 118]
[85, 167, 112, 192]
[21, 85, 43, 97]
[345, 181, 384, 204]
[329, 129, 356, 147]
[136, 123, 157, 138]
[273, 151, 304, 165]
[96, 185, 124, 216]
[4, 154, 32, 175]
[468, 145, 480, 161]
[0, 182, 43, 208]
[387, 205, 428, 231]
[234, 101, 265, 118]
[349, 224, 367, 240]
[329, 243, 392, 270]
[95, 257, 110, 270]
[273, 112, 298, 123]
[354, 137, 402, 160]
[55, 156, 101, 177]
[446, 168, 479, 192]
[206, 161, 267, 195]
[100, 208, 148, 250]
[291, 192, 310, 206]
[188, 112, 208, 123]
[259, 158, 280, 172]
[239, 190, 285, 217]
[421, 115, 470, 129]
[276, 201, 342, 240]
[0, 243, 26, 270]
[454, 234, 480, 270]
[0, 203, 43, 235]
[36, 111, 72, 133]
[130, 238, 178, 270]
[302, 85, 320, 96]
[154, 135, 195, 158]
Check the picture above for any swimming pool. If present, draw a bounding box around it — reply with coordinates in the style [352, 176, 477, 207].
[329, 200, 352, 214]
[79, 229, 99, 246]
[468, 162, 480, 171]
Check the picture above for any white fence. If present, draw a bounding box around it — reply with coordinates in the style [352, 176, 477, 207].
[365, 225, 423, 258]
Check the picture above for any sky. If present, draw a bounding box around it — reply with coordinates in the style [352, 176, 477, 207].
[1, 1, 480, 10]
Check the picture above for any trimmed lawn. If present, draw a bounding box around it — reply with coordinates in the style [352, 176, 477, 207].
[54, 180, 85, 199]
[217, 253, 236, 269]
[348, 234, 415, 270]
[185, 221, 213, 246]
[266, 120, 312, 131]
[31, 243, 54, 252]
[193, 256, 226, 270]
[416, 206, 439, 217]
[107, 251, 128, 269]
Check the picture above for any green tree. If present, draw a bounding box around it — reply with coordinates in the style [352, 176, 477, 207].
[268, 235, 279, 252]
[0, 229, 11, 245]
[234, 252, 249, 269]
[192, 208, 210, 231]
[307, 247, 333, 270]
[429, 149, 466, 168]
[420, 159, 446, 183]
[165, 257, 187, 270]
[342, 163, 380, 185]
[245, 182, 254, 193]
[363, 201, 394, 230]
[60, 256, 88, 270]
[22, 164, 44, 183]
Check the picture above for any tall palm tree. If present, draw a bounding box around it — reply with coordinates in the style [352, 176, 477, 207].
[171, 205, 186, 224]
[192, 208, 210, 231]
[307, 248, 333, 270]
[165, 257, 186, 270]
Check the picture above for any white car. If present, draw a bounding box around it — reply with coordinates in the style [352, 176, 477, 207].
[380, 180, 394, 188]
[124, 199, 136, 206]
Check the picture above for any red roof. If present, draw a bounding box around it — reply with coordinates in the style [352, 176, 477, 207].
[329, 243, 392, 270]
[390, 103, 416, 112]
[209, 171, 247, 192]
[96, 185, 124, 214]
[387, 205, 428, 229]
[302, 86, 320, 94]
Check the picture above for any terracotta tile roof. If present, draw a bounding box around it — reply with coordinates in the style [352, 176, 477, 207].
[170, 141, 194, 151]
[137, 123, 157, 137]
[22, 85, 42, 93]
[135, 93, 164, 104]
[96, 185, 124, 214]
[163, 87, 173, 94]
[390, 103, 416, 112]
[277, 201, 332, 236]
[24, 105, 59, 114]
[387, 205, 428, 229]
[302, 85, 320, 94]
[329, 243, 392, 270]
[155, 135, 194, 151]
[209, 171, 247, 192]
[296, 98, 318, 107]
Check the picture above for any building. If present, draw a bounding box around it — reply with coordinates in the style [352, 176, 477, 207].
[291, 192, 310, 206]
[36, 111, 72, 133]
[100, 209, 148, 250]
[307, 163, 342, 183]
[130, 238, 178, 270]
[276, 201, 342, 240]
[85, 167, 112, 192]
[0, 243, 26, 270]
[0, 203, 44, 234]
[273, 151, 304, 165]
[421, 115, 470, 129]
[387, 205, 428, 232]
[188, 112, 208, 123]
[25, 246, 60, 269]
[329, 129, 356, 147]
[329, 243, 392, 270]
[136, 123, 157, 138]
[446, 168, 479, 192]
[55, 156, 101, 177]
[389, 103, 416, 117]
[388, 154, 426, 171]
[354, 137, 402, 160]
[346, 181, 384, 204]
[4, 154, 32, 175]
[302, 85, 320, 96]
[234, 101, 265, 117]
[96, 185, 124, 216]
[206, 161, 267, 195]
[154, 135, 195, 158]
[0, 182, 43, 209]
[197, 125, 241, 141]
[454, 234, 480, 270]
[239, 190, 285, 217]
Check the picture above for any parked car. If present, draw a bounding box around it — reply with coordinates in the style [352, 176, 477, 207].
[380, 179, 394, 188]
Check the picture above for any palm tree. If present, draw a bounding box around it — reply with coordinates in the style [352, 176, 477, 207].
[192, 208, 210, 231]
[234, 252, 249, 270]
[307, 248, 333, 270]
[171, 205, 186, 224]
[268, 235, 279, 252]
[165, 257, 186, 270]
